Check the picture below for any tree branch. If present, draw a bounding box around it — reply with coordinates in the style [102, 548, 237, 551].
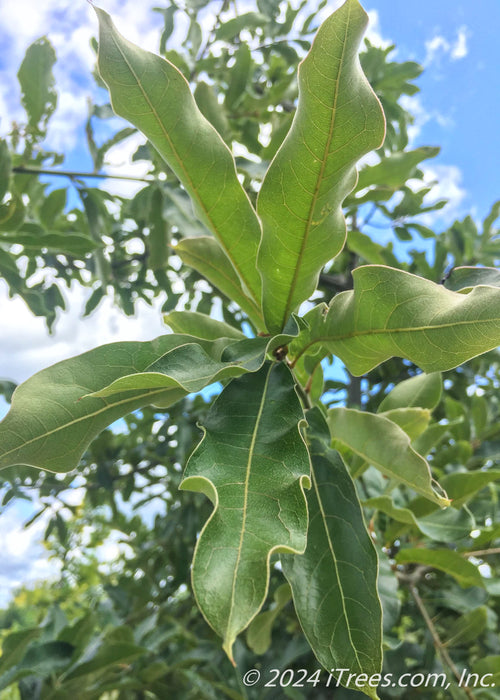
[410, 585, 477, 700]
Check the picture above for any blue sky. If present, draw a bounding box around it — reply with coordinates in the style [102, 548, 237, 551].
[371, 0, 500, 221]
[0, 0, 499, 602]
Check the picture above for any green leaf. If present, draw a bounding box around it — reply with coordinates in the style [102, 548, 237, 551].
[347, 228, 400, 266]
[355, 146, 439, 192]
[17, 37, 57, 135]
[174, 237, 264, 328]
[246, 583, 292, 655]
[0, 194, 25, 231]
[194, 81, 230, 139]
[413, 421, 450, 457]
[298, 265, 500, 375]
[96, 8, 262, 306]
[444, 606, 488, 647]
[39, 188, 67, 228]
[471, 657, 500, 686]
[164, 311, 245, 340]
[0, 629, 41, 676]
[379, 407, 431, 440]
[180, 362, 311, 662]
[148, 186, 169, 271]
[1, 224, 99, 257]
[328, 407, 448, 506]
[378, 372, 442, 412]
[395, 549, 484, 588]
[442, 470, 500, 509]
[62, 643, 147, 681]
[0, 334, 283, 472]
[257, 0, 385, 333]
[365, 496, 474, 542]
[444, 266, 500, 292]
[225, 43, 251, 109]
[215, 12, 268, 42]
[482, 200, 500, 238]
[377, 552, 400, 635]
[281, 408, 382, 700]
[0, 139, 11, 202]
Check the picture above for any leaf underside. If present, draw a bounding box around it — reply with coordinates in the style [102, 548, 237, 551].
[180, 362, 311, 661]
[282, 409, 382, 700]
[257, 0, 385, 333]
[292, 265, 500, 375]
[96, 8, 262, 307]
[328, 407, 448, 506]
[0, 334, 286, 473]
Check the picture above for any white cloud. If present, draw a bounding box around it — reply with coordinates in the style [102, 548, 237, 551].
[0, 501, 59, 606]
[422, 163, 466, 211]
[399, 94, 454, 145]
[0, 281, 168, 384]
[365, 10, 392, 49]
[425, 25, 469, 66]
[451, 26, 469, 60]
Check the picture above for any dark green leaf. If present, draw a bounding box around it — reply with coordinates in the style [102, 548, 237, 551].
[282, 408, 382, 699]
[181, 362, 310, 661]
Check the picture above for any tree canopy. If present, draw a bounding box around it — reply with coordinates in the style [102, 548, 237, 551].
[0, 1, 499, 698]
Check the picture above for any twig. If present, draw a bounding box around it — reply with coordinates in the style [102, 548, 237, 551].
[410, 585, 477, 700]
[461, 547, 500, 558]
[13, 166, 154, 183]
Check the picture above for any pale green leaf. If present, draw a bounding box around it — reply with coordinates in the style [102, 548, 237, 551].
[164, 311, 245, 340]
[174, 237, 264, 328]
[281, 408, 382, 700]
[347, 228, 399, 267]
[395, 549, 484, 588]
[95, 8, 262, 306]
[354, 146, 439, 192]
[327, 407, 449, 506]
[17, 37, 57, 134]
[246, 583, 292, 655]
[378, 372, 442, 412]
[180, 362, 311, 662]
[379, 407, 431, 440]
[295, 265, 500, 375]
[257, 0, 385, 333]
[0, 334, 282, 472]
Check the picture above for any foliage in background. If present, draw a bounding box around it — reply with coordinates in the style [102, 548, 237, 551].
[1, 0, 500, 698]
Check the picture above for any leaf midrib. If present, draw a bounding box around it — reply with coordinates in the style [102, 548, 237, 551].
[0, 386, 174, 465]
[278, 3, 351, 331]
[296, 315, 500, 362]
[311, 455, 363, 669]
[105, 22, 260, 305]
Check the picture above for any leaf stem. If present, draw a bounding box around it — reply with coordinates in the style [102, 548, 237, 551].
[291, 368, 312, 410]
[409, 585, 478, 700]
